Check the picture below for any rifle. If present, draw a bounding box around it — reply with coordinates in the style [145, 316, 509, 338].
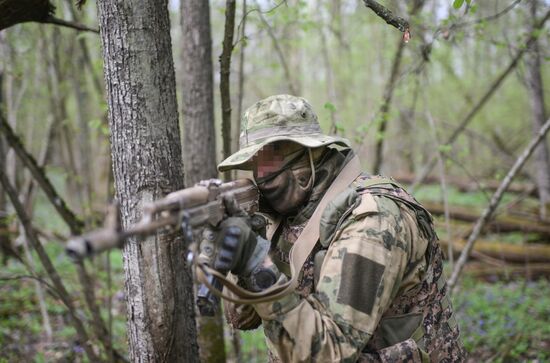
[65, 178, 260, 316]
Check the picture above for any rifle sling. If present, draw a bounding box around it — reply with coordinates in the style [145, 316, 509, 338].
[196, 155, 362, 305]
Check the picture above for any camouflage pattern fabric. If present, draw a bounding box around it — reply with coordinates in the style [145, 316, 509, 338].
[218, 95, 350, 172]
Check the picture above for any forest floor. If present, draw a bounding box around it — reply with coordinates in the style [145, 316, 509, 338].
[0, 186, 549, 362]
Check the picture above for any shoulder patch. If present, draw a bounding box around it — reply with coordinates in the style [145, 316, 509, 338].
[337, 252, 385, 315]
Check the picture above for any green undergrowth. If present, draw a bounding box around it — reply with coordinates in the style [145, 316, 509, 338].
[454, 277, 550, 362]
[413, 184, 540, 213]
[225, 278, 550, 362]
[1, 242, 549, 362]
[0, 244, 126, 362]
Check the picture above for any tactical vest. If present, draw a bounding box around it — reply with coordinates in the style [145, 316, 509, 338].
[270, 174, 465, 363]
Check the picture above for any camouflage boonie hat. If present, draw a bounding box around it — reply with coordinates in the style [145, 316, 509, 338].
[218, 94, 351, 172]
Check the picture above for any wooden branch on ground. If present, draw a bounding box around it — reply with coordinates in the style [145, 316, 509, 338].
[395, 173, 538, 197]
[439, 239, 550, 264]
[426, 202, 550, 235]
[0, 112, 84, 234]
[462, 261, 550, 280]
[410, 8, 550, 193]
[362, 0, 409, 33]
[448, 118, 550, 290]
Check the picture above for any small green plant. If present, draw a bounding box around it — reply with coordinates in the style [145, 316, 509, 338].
[454, 278, 550, 361]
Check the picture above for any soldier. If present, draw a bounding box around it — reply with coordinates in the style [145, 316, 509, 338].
[214, 95, 465, 362]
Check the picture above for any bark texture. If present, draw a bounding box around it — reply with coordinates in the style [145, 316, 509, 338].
[180, 1, 225, 362]
[0, 0, 53, 30]
[181, 0, 217, 187]
[526, 0, 550, 219]
[220, 0, 236, 181]
[97, 1, 199, 361]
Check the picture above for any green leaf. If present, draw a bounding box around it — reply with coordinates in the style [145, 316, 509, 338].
[453, 0, 465, 9]
[438, 144, 452, 154]
[323, 102, 336, 112]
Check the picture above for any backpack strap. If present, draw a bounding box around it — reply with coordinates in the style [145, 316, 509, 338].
[195, 155, 362, 305]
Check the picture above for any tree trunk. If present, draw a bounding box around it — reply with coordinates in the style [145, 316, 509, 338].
[526, 0, 550, 219]
[97, 1, 199, 361]
[181, 0, 217, 187]
[233, 0, 247, 159]
[181, 1, 226, 362]
[220, 0, 236, 182]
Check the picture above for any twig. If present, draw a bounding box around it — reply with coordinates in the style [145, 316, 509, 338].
[426, 111, 454, 268]
[0, 274, 60, 299]
[0, 113, 84, 234]
[233, 0, 247, 166]
[409, 8, 550, 192]
[0, 161, 102, 362]
[362, 0, 409, 33]
[220, 0, 236, 182]
[364, 0, 425, 172]
[448, 118, 550, 290]
[233, 0, 286, 46]
[20, 227, 54, 341]
[1, 113, 124, 361]
[256, 2, 298, 95]
[452, 0, 522, 29]
[43, 15, 99, 33]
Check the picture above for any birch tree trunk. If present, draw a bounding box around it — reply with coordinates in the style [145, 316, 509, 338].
[526, 0, 550, 219]
[97, 1, 199, 361]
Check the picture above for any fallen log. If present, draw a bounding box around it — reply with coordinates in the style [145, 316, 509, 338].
[439, 239, 550, 263]
[394, 173, 537, 197]
[462, 261, 550, 280]
[425, 202, 550, 236]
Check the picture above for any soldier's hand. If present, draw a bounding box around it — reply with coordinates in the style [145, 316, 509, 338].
[214, 215, 279, 291]
[214, 216, 258, 275]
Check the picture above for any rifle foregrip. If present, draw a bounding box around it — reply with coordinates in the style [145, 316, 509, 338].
[66, 228, 122, 259]
[196, 274, 223, 316]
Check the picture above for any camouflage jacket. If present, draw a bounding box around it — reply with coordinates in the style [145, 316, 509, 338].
[224, 174, 466, 362]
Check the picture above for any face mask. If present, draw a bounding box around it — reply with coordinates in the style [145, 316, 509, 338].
[255, 149, 315, 215]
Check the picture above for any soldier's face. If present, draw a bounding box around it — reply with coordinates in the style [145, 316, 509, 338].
[252, 142, 304, 179]
[252, 141, 313, 215]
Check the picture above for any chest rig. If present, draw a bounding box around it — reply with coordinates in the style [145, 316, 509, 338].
[270, 174, 464, 362]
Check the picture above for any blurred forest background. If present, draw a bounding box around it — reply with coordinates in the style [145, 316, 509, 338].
[0, 0, 549, 362]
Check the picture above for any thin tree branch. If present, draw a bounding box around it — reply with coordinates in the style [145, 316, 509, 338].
[220, 0, 236, 182]
[42, 15, 99, 33]
[0, 160, 102, 362]
[0, 112, 84, 234]
[452, 0, 522, 29]
[448, 118, 550, 290]
[369, 0, 425, 173]
[362, 0, 409, 33]
[256, 3, 298, 95]
[410, 8, 550, 192]
[0, 274, 60, 299]
[234, 0, 286, 46]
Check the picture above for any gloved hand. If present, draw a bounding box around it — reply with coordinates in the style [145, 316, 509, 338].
[214, 215, 279, 291]
[214, 216, 258, 275]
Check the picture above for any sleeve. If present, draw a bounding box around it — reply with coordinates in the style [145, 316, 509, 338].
[253, 193, 414, 362]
